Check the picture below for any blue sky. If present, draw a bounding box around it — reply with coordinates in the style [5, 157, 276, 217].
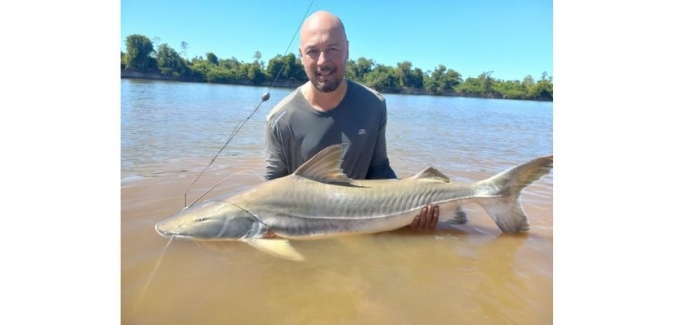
[121, 0, 552, 82]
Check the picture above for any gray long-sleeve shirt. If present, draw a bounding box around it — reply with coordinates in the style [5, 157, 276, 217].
[264, 80, 397, 181]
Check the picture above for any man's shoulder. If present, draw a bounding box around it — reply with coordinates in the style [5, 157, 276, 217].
[265, 86, 303, 124]
[348, 80, 386, 103]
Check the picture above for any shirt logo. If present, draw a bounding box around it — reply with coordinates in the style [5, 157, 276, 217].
[358, 129, 367, 135]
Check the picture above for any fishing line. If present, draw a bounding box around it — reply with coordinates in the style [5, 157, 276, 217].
[137, 5, 319, 312]
[132, 236, 173, 313]
[187, 169, 262, 208]
[183, 0, 318, 208]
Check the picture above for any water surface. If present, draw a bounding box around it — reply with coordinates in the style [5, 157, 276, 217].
[121, 79, 553, 324]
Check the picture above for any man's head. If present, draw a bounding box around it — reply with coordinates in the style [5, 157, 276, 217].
[299, 11, 349, 93]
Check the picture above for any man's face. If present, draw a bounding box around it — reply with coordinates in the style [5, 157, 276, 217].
[299, 21, 349, 93]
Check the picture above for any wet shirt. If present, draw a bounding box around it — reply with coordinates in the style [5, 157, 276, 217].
[264, 80, 397, 180]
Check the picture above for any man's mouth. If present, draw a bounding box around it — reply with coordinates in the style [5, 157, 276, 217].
[317, 68, 335, 78]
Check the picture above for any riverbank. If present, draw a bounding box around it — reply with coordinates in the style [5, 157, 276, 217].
[121, 69, 552, 102]
[120, 69, 303, 89]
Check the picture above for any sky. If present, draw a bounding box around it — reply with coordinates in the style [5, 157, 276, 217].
[121, 0, 552, 82]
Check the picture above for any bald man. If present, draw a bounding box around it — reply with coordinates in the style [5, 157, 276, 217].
[264, 11, 461, 230]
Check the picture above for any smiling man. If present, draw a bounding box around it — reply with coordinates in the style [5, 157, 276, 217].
[264, 10, 452, 230]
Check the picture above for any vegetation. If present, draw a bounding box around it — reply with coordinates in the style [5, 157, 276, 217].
[121, 34, 553, 101]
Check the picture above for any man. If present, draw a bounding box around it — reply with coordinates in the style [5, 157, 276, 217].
[264, 10, 452, 230]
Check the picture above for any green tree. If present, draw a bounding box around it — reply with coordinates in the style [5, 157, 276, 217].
[189, 60, 210, 81]
[364, 64, 400, 92]
[120, 33, 552, 101]
[455, 76, 482, 95]
[443, 68, 462, 89]
[266, 55, 284, 80]
[528, 71, 553, 100]
[425, 64, 446, 94]
[293, 56, 308, 81]
[156, 43, 188, 77]
[245, 63, 267, 85]
[494, 80, 527, 99]
[220, 57, 243, 79]
[206, 68, 236, 83]
[425, 65, 462, 94]
[477, 71, 495, 93]
[345, 60, 357, 80]
[346, 57, 375, 82]
[124, 34, 156, 71]
[396, 61, 423, 89]
[206, 52, 219, 65]
[522, 75, 535, 88]
[252, 51, 264, 69]
[267, 53, 304, 80]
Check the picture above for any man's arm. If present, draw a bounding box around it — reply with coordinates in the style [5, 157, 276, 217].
[365, 159, 397, 179]
[263, 117, 289, 181]
[366, 102, 397, 180]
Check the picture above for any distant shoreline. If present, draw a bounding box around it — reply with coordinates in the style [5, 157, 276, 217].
[121, 70, 552, 102]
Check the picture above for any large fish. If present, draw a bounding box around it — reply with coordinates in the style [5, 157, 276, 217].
[155, 144, 553, 261]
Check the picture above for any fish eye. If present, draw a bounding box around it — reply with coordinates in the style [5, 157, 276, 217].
[196, 217, 205, 222]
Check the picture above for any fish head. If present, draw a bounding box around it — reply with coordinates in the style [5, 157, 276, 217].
[155, 200, 261, 241]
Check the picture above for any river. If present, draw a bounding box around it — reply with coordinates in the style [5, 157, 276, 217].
[121, 79, 553, 324]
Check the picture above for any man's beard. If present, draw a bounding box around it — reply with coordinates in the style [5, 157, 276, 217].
[311, 68, 343, 92]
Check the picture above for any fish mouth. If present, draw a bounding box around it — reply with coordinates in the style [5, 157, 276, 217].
[155, 226, 194, 240]
[155, 222, 182, 238]
[154, 219, 234, 241]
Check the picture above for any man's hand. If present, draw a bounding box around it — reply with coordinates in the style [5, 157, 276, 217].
[410, 204, 439, 230]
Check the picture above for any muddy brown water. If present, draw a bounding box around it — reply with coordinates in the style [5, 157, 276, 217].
[121, 159, 552, 324]
[121, 80, 553, 324]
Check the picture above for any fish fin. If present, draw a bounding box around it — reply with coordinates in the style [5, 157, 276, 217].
[477, 155, 553, 233]
[440, 205, 468, 224]
[479, 198, 530, 232]
[246, 239, 305, 261]
[411, 167, 451, 183]
[293, 144, 352, 183]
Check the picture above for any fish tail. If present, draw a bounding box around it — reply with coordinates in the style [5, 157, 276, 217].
[476, 155, 553, 233]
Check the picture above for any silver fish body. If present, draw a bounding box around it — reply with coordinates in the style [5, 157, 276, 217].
[155, 144, 553, 260]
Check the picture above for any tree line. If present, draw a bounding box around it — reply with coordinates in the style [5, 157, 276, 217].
[121, 34, 553, 101]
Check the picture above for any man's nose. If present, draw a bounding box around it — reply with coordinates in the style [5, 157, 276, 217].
[316, 51, 328, 65]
